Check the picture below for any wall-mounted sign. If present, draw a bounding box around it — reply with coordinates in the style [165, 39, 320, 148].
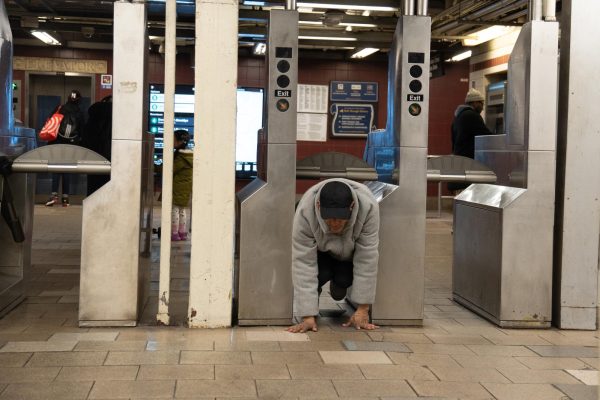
[330, 103, 374, 137]
[13, 56, 107, 74]
[101, 74, 113, 89]
[330, 81, 378, 102]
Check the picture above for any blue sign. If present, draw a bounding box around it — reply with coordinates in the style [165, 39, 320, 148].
[330, 81, 378, 102]
[330, 103, 374, 137]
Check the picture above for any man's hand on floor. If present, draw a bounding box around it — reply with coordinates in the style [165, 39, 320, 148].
[342, 305, 379, 330]
[286, 316, 318, 333]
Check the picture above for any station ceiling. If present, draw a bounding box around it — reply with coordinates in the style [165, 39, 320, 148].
[6, 0, 560, 62]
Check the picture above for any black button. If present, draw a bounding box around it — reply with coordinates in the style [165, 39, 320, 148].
[409, 80, 422, 93]
[408, 103, 421, 116]
[277, 60, 290, 73]
[277, 75, 290, 88]
[410, 65, 422, 78]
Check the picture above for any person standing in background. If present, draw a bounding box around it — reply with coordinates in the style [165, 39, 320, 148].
[81, 95, 112, 195]
[45, 89, 85, 207]
[171, 129, 193, 241]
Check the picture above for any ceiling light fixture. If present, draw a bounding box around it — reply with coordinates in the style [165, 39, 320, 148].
[297, 2, 398, 12]
[350, 47, 379, 59]
[462, 26, 516, 47]
[298, 35, 357, 41]
[31, 30, 61, 46]
[446, 50, 472, 62]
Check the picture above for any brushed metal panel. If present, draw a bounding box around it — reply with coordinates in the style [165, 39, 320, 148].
[453, 203, 502, 319]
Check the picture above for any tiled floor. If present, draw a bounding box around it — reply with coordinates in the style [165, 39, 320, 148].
[0, 205, 598, 399]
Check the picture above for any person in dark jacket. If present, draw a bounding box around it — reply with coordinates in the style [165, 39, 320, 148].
[449, 88, 493, 192]
[82, 95, 112, 195]
[45, 89, 85, 207]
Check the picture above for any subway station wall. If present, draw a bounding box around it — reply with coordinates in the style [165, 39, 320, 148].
[13, 47, 469, 195]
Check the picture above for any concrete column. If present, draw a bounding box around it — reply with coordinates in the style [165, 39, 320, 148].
[553, 0, 600, 330]
[187, 0, 238, 328]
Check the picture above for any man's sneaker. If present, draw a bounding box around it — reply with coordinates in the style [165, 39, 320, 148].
[45, 196, 58, 207]
[329, 281, 347, 301]
[61, 197, 70, 207]
[171, 232, 181, 241]
[178, 232, 188, 241]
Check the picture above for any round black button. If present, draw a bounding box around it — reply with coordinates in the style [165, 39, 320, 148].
[409, 80, 422, 93]
[408, 103, 421, 116]
[277, 60, 290, 73]
[410, 65, 423, 78]
[276, 99, 289, 112]
[277, 75, 290, 88]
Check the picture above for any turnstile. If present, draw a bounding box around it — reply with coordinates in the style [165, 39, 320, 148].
[362, 7, 431, 325]
[235, 9, 298, 325]
[453, 19, 559, 328]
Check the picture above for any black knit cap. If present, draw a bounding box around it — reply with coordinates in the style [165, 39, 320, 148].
[319, 181, 353, 220]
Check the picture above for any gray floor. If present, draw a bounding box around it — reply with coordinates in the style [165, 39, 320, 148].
[0, 205, 597, 399]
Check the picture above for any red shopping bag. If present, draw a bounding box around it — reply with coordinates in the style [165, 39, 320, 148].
[38, 106, 63, 142]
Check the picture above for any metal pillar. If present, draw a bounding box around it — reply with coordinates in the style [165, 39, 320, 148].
[236, 10, 298, 326]
[79, 1, 153, 326]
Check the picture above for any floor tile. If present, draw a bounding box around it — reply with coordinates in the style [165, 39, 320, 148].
[408, 380, 492, 399]
[27, 351, 107, 367]
[320, 350, 392, 364]
[0, 341, 77, 352]
[425, 334, 492, 345]
[279, 341, 345, 351]
[0, 353, 32, 367]
[0, 367, 61, 383]
[483, 383, 571, 400]
[580, 357, 600, 369]
[74, 340, 148, 352]
[343, 340, 411, 352]
[0, 382, 93, 400]
[56, 366, 139, 381]
[213, 339, 280, 351]
[360, 364, 437, 380]
[430, 366, 510, 383]
[104, 351, 180, 365]
[245, 331, 309, 342]
[333, 379, 416, 397]
[138, 364, 213, 380]
[180, 351, 250, 365]
[482, 334, 552, 346]
[467, 345, 537, 357]
[369, 332, 433, 344]
[256, 379, 337, 398]
[216, 364, 289, 380]
[527, 345, 599, 358]
[405, 343, 474, 355]
[451, 354, 527, 369]
[88, 380, 176, 399]
[57, 295, 79, 304]
[288, 364, 363, 380]
[554, 384, 599, 400]
[48, 332, 118, 342]
[250, 351, 323, 364]
[566, 369, 600, 385]
[146, 339, 213, 351]
[537, 331, 600, 347]
[515, 356, 589, 370]
[306, 331, 373, 342]
[389, 353, 462, 369]
[497, 367, 581, 384]
[176, 379, 256, 398]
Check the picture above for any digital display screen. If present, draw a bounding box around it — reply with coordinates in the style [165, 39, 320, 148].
[148, 84, 264, 177]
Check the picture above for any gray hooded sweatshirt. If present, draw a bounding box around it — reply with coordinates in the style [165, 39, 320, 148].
[292, 178, 380, 317]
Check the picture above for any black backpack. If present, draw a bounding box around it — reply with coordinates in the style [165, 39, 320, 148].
[58, 110, 79, 141]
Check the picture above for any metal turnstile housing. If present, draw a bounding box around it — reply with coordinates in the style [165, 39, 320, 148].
[453, 21, 559, 328]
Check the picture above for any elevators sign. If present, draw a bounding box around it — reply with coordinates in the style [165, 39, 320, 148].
[330, 103, 374, 137]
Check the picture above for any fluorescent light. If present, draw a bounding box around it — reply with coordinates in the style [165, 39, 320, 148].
[31, 30, 61, 46]
[462, 26, 515, 47]
[297, 2, 398, 11]
[299, 21, 376, 28]
[239, 33, 266, 39]
[299, 35, 357, 41]
[351, 47, 379, 59]
[446, 50, 472, 62]
[244, 1, 267, 5]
